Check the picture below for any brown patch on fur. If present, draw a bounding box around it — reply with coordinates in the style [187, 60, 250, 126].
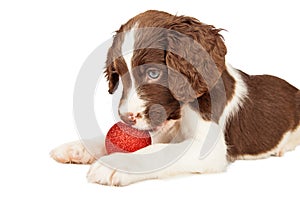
[104, 39, 127, 94]
[296, 90, 300, 127]
[225, 72, 300, 160]
[190, 69, 236, 122]
[165, 16, 227, 102]
[104, 60, 119, 94]
[138, 84, 181, 128]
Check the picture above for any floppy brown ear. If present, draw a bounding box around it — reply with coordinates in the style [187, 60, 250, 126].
[104, 49, 119, 94]
[166, 16, 227, 102]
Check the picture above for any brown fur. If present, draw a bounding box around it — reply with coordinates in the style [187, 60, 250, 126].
[105, 10, 227, 102]
[225, 73, 300, 160]
[190, 69, 235, 122]
[166, 16, 227, 102]
[139, 84, 181, 128]
[296, 90, 300, 123]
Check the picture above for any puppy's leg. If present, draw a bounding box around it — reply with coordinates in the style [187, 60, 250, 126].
[50, 138, 106, 164]
[87, 137, 228, 186]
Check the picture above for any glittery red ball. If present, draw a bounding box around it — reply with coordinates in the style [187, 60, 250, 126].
[105, 122, 151, 154]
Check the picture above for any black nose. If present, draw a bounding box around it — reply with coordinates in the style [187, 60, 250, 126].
[120, 112, 136, 125]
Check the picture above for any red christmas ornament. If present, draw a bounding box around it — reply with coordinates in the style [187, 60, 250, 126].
[105, 122, 152, 154]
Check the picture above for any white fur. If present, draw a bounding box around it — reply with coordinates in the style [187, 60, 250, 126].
[220, 64, 248, 127]
[119, 24, 150, 129]
[119, 26, 150, 130]
[50, 139, 106, 164]
[150, 120, 181, 143]
[193, 64, 248, 160]
[87, 105, 229, 185]
[283, 125, 300, 154]
[179, 105, 229, 172]
[118, 53, 146, 117]
[121, 24, 136, 56]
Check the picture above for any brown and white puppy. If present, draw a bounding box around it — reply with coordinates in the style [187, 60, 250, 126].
[51, 10, 300, 186]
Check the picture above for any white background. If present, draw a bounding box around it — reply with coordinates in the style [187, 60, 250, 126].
[1, 0, 300, 199]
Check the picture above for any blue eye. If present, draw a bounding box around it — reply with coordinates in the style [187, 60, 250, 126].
[147, 69, 161, 79]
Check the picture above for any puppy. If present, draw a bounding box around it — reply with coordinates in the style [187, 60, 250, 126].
[51, 10, 300, 186]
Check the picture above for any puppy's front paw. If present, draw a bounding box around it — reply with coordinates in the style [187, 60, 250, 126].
[50, 141, 95, 164]
[87, 160, 145, 186]
[87, 161, 116, 185]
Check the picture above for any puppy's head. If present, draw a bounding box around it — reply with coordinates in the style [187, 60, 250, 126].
[104, 10, 227, 131]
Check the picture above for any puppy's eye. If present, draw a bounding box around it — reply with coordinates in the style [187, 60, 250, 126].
[147, 69, 161, 79]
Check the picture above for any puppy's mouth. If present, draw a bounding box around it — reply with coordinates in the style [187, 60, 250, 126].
[149, 121, 169, 132]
